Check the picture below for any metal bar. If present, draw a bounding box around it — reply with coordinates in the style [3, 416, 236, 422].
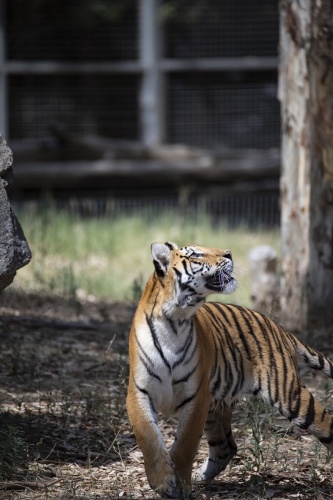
[0, 0, 7, 137]
[4, 56, 278, 76]
[139, 0, 165, 146]
[4, 60, 143, 75]
[160, 57, 278, 72]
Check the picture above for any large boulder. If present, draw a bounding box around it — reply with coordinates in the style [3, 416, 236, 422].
[0, 135, 31, 291]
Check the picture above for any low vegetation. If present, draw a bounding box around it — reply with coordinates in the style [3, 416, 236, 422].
[12, 203, 280, 306]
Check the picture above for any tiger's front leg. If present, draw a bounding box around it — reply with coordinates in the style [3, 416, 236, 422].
[126, 377, 179, 498]
[169, 385, 211, 496]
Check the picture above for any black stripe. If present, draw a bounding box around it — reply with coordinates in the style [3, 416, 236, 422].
[299, 392, 315, 429]
[176, 322, 194, 354]
[253, 372, 262, 395]
[323, 357, 333, 378]
[267, 319, 293, 406]
[208, 438, 225, 447]
[174, 267, 189, 292]
[294, 335, 333, 377]
[135, 330, 154, 367]
[145, 313, 171, 374]
[189, 261, 204, 274]
[219, 327, 244, 397]
[238, 307, 264, 361]
[173, 361, 199, 385]
[175, 393, 197, 411]
[147, 274, 159, 301]
[260, 316, 283, 404]
[175, 376, 204, 411]
[317, 352, 325, 369]
[302, 352, 309, 363]
[173, 327, 194, 368]
[320, 435, 333, 444]
[163, 310, 178, 335]
[211, 326, 232, 398]
[289, 381, 302, 420]
[184, 338, 198, 366]
[248, 311, 280, 403]
[223, 305, 252, 360]
[182, 259, 191, 276]
[273, 322, 292, 405]
[134, 380, 157, 415]
[208, 305, 244, 398]
[208, 302, 233, 327]
[212, 366, 222, 396]
[139, 355, 162, 382]
[196, 308, 218, 383]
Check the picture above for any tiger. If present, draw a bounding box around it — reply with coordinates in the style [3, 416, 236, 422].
[126, 241, 333, 499]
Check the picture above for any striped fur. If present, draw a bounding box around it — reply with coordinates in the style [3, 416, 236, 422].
[126, 242, 333, 499]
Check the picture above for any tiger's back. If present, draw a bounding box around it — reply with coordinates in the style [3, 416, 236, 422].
[195, 302, 302, 406]
[195, 302, 333, 446]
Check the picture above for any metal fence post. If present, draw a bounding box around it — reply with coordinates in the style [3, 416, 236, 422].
[0, 0, 7, 137]
[139, 0, 165, 146]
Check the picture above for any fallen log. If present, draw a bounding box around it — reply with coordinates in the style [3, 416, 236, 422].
[12, 154, 280, 190]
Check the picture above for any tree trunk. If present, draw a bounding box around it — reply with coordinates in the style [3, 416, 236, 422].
[279, 0, 333, 331]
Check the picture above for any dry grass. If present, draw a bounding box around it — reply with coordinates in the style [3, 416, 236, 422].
[0, 290, 333, 499]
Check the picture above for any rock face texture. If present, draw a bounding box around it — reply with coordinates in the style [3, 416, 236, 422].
[0, 135, 31, 291]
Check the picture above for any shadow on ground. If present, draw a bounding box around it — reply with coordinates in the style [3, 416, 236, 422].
[0, 289, 333, 499]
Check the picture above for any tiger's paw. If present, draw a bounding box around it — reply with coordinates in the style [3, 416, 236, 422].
[157, 485, 181, 499]
[157, 483, 193, 500]
[196, 458, 224, 482]
[146, 455, 179, 498]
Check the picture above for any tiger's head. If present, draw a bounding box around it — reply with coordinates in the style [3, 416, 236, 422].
[151, 242, 237, 311]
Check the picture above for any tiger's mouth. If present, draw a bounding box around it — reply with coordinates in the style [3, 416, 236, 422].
[205, 271, 237, 292]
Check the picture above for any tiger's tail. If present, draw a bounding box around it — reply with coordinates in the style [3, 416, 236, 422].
[286, 331, 333, 379]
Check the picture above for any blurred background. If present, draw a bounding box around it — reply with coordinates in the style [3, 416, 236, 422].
[0, 0, 281, 306]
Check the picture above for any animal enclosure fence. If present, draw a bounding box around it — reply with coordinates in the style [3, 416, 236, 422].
[1, 0, 279, 150]
[2, 0, 281, 228]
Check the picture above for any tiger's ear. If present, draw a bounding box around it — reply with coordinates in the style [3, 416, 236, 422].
[151, 242, 173, 277]
[164, 241, 178, 251]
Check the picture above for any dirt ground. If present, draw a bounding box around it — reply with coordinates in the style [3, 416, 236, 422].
[0, 290, 333, 499]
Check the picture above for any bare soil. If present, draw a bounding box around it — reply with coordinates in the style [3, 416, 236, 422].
[0, 290, 332, 499]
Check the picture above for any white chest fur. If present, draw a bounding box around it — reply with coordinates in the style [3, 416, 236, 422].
[135, 315, 199, 416]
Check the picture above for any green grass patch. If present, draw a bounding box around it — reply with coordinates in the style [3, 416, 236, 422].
[12, 205, 280, 306]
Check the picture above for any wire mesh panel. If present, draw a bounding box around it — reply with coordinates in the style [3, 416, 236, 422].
[9, 74, 139, 141]
[6, 0, 138, 61]
[4, 0, 281, 214]
[4, 0, 280, 149]
[167, 72, 280, 149]
[13, 193, 280, 227]
[163, 0, 278, 58]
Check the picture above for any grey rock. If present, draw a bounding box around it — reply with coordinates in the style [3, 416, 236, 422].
[0, 135, 31, 291]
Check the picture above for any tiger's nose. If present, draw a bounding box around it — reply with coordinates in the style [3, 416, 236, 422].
[223, 250, 232, 261]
